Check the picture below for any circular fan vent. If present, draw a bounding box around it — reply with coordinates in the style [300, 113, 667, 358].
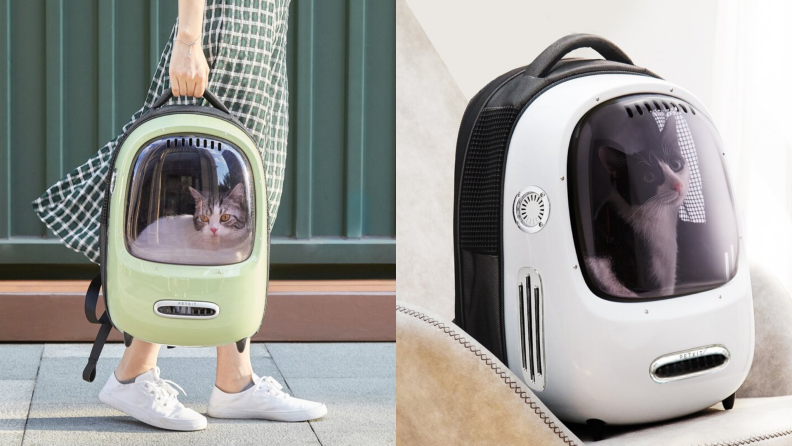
[513, 186, 549, 233]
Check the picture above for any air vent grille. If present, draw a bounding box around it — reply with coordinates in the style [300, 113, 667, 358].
[164, 136, 224, 151]
[624, 98, 696, 118]
[518, 267, 545, 390]
[157, 306, 216, 316]
[650, 345, 730, 383]
[513, 186, 550, 233]
[154, 301, 220, 319]
[654, 354, 727, 378]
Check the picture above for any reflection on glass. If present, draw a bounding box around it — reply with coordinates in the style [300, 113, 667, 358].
[571, 96, 739, 300]
[125, 136, 255, 265]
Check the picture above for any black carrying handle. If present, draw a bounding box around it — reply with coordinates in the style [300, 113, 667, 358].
[525, 34, 633, 78]
[151, 88, 230, 114]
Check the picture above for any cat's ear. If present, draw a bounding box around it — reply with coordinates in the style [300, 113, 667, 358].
[598, 146, 627, 177]
[188, 187, 203, 203]
[227, 183, 245, 202]
[661, 114, 678, 146]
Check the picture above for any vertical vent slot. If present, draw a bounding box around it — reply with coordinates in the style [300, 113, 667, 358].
[534, 285, 542, 376]
[526, 275, 535, 380]
[518, 284, 527, 372]
[517, 267, 544, 390]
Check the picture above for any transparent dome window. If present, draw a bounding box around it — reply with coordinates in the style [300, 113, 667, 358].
[125, 135, 255, 265]
[569, 95, 739, 300]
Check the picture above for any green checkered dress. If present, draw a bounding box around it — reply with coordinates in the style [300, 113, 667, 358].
[31, 0, 290, 263]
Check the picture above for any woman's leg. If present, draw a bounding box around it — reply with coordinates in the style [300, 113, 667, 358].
[115, 340, 161, 381]
[215, 339, 254, 393]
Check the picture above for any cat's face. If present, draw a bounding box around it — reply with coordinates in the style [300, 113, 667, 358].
[188, 183, 248, 243]
[598, 115, 690, 208]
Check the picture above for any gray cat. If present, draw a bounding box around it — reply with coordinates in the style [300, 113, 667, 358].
[131, 183, 251, 264]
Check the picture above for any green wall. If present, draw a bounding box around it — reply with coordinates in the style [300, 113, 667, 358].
[0, 0, 395, 276]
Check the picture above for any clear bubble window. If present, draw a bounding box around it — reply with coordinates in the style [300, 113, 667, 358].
[125, 135, 255, 265]
[569, 95, 740, 300]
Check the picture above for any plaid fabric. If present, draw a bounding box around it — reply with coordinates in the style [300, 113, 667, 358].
[31, 0, 290, 263]
[652, 109, 706, 223]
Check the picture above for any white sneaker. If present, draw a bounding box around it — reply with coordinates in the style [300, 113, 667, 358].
[207, 374, 327, 422]
[99, 367, 207, 431]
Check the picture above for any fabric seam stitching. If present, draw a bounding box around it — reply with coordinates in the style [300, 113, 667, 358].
[693, 428, 792, 446]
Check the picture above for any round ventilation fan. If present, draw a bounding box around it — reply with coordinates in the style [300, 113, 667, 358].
[513, 186, 549, 233]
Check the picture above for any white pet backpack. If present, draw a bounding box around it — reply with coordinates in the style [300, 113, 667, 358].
[453, 34, 754, 431]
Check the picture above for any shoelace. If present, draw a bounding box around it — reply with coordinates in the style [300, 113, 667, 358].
[252, 375, 289, 399]
[141, 368, 187, 407]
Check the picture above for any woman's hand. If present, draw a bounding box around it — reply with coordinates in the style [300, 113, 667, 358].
[170, 0, 208, 98]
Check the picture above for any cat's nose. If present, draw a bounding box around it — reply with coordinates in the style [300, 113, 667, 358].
[673, 182, 682, 193]
[210, 227, 218, 234]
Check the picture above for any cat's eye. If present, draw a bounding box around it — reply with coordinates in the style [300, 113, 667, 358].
[670, 159, 684, 172]
[643, 173, 656, 183]
[220, 214, 230, 222]
[200, 215, 209, 223]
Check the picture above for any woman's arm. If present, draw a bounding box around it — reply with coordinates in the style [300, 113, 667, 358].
[170, 0, 209, 98]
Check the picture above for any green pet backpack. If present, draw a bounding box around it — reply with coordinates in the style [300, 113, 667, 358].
[83, 89, 269, 382]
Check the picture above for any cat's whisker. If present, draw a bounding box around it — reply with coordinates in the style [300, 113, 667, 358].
[627, 194, 662, 223]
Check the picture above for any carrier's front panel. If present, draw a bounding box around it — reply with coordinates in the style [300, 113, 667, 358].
[501, 74, 754, 424]
[105, 117, 268, 347]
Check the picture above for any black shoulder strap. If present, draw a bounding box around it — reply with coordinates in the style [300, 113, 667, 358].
[83, 273, 114, 382]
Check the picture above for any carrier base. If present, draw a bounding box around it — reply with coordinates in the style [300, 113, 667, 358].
[123, 332, 133, 347]
[723, 393, 736, 410]
[586, 419, 606, 442]
[236, 338, 247, 353]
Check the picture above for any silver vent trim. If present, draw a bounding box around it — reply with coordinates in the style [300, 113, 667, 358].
[154, 300, 220, 319]
[513, 186, 549, 233]
[650, 344, 730, 384]
[518, 267, 545, 390]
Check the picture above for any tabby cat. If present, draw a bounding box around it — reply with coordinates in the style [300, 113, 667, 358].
[131, 183, 251, 264]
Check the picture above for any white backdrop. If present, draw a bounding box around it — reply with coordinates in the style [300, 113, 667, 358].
[403, 0, 792, 295]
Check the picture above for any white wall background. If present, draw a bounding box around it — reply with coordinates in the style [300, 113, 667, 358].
[405, 0, 718, 105]
[399, 0, 792, 302]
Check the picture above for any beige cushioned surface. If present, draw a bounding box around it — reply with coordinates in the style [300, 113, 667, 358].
[397, 302, 580, 446]
[737, 263, 792, 398]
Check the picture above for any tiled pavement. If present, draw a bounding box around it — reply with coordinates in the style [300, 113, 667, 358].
[0, 343, 395, 446]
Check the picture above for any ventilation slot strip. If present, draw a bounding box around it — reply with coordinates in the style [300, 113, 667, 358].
[158, 306, 216, 316]
[623, 98, 694, 118]
[650, 345, 730, 383]
[518, 267, 545, 390]
[162, 137, 222, 150]
[534, 285, 542, 376]
[154, 301, 220, 320]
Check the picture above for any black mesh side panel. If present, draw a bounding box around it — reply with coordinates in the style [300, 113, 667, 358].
[461, 250, 505, 361]
[455, 106, 519, 364]
[459, 106, 519, 254]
